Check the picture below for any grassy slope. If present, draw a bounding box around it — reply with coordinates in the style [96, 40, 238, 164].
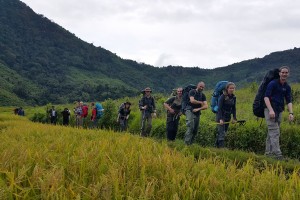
[0, 112, 300, 198]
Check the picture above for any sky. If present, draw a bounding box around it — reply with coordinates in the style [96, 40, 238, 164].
[21, 0, 300, 69]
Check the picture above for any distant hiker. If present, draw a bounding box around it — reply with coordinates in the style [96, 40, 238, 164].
[164, 87, 183, 141]
[74, 101, 83, 128]
[216, 82, 237, 148]
[81, 103, 89, 128]
[264, 66, 294, 160]
[139, 87, 156, 137]
[61, 108, 70, 126]
[14, 108, 19, 115]
[117, 101, 131, 132]
[49, 106, 58, 125]
[17, 107, 25, 116]
[184, 81, 208, 145]
[90, 102, 97, 128]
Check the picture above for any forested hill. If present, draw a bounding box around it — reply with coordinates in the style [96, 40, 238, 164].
[0, 0, 300, 106]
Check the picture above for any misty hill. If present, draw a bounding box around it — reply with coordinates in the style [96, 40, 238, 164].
[0, 0, 300, 106]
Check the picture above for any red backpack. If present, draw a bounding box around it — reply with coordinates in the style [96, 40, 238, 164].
[82, 105, 89, 118]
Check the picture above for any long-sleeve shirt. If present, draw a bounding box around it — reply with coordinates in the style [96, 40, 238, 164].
[216, 94, 236, 122]
[139, 96, 156, 114]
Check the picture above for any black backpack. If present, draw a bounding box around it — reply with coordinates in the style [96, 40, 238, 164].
[253, 68, 280, 118]
[181, 84, 196, 114]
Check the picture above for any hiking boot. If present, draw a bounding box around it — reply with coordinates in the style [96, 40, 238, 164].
[274, 155, 284, 161]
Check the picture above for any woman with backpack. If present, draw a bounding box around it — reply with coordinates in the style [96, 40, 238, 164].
[117, 102, 131, 132]
[163, 87, 183, 141]
[216, 82, 237, 148]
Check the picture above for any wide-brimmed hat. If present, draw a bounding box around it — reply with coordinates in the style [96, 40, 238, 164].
[143, 87, 152, 92]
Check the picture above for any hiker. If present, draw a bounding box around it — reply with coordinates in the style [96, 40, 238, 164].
[61, 108, 71, 126]
[49, 106, 58, 125]
[216, 82, 237, 148]
[74, 101, 83, 128]
[81, 103, 89, 128]
[117, 101, 131, 131]
[264, 66, 294, 160]
[164, 87, 183, 141]
[139, 87, 156, 137]
[14, 108, 19, 115]
[184, 81, 208, 145]
[17, 107, 25, 116]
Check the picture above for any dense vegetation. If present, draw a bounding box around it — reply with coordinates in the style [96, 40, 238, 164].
[1, 0, 300, 106]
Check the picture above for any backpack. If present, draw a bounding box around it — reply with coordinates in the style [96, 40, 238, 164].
[95, 103, 104, 119]
[211, 81, 228, 113]
[181, 84, 197, 114]
[82, 105, 89, 118]
[253, 68, 280, 118]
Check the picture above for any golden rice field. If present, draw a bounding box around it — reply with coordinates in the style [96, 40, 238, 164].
[0, 113, 300, 199]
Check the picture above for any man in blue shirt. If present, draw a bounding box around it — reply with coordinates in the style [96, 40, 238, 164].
[264, 66, 294, 160]
[185, 81, 208, 145]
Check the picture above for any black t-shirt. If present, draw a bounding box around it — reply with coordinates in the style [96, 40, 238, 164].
[187, 89, 206, 115]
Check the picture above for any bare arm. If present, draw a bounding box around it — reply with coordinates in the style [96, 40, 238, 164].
[189, 96, 203, 105]
[163, 102, 175, 114]
[287, 102, 294, 121]
[193, 101, 208, 112]
[264, 97, 275, 118]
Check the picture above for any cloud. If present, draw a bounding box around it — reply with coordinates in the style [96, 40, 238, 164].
[154, 53, 172, 67]
[22, 0, 300, 68]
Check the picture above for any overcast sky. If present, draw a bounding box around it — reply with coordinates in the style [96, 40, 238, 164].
[21, 0, 300, 69]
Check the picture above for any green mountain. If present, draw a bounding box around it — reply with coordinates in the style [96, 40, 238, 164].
[0, 0, 299, 106]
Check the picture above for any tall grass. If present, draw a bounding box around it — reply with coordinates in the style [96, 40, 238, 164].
[0, 114, 300, 199]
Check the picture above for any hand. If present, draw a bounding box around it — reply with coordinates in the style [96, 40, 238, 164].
[169, 108, 175, 114]
[289, 114, 294, 122]
[152, 113, 157, 118]
[269, 110, 275, 119]
[192, 108, 200, 113]
[232, 119, 237, 124]
[126, 115, 129, 120]
[142, 105, 147, 110]
[219, 120, 224, 125]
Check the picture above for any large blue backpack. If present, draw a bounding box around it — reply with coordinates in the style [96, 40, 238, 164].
[253, 68, 280, 118]
[210, 81, 228, 113]
[95, 103, 104, 119]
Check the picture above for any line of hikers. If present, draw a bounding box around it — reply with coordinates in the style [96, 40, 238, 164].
[15, 66, 294, 160]
[142, 66, 294, 160]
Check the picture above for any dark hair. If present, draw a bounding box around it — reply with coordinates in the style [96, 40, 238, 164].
[279, 66, 290, 72]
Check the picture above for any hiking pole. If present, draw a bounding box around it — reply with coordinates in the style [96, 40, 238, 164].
[212, 120, 246, 126]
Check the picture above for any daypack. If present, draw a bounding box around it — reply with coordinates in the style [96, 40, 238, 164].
[82, 105, 89, 118]
[181, 84, 196, 114]
[95, 103, 104, 119]
[211, 81, 228, 113]
[253, 68, 280, 118]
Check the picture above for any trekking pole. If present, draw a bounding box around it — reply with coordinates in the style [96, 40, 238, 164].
[212, 120, 246, 126]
